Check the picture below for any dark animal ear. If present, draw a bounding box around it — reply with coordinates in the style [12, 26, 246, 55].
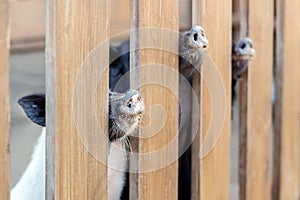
[18, 94, 46, 127]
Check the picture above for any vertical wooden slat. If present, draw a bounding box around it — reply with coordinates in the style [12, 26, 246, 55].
[191, 1, 201, 199]
[46, 0, 110, 199]
[130, 0, 179, 199]
[199, 1, 232, 200]
[0, 0, 10, 199]
[246, 0, 273, 199]
[129, 0, 140, 199]
[278, 0, 300, 199]
[238, 75, 248, 200]
[45, 0, 55, 197]
[191, 73, 200, 200]
[236, 0, 249, 197]
[235, 0, 273, 199]
[272, 0, 284, 199]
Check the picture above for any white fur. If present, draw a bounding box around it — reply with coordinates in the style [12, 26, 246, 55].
[108, 141, 128, 200]
[11, 128, 128, 200]
[11, 128, 46, 200]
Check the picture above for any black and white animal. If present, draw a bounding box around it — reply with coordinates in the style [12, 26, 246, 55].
[231, 37, 255, 101]
[12, 90, 144, 200]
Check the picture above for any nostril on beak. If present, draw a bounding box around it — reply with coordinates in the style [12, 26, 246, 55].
[193, 33, 198, 41]
[240, 43, 246, 49]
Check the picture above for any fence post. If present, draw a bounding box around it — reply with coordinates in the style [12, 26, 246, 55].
[191, 1, 201, 199]
[129, 0, 140, 199]
[46, 0, 110, 198]
[198, 1, 232, 199]
[273, 0, 300, 199]
[247, 0, 273, 199]
[233, 1, 273, 199]
[235, 1, 249, 199]
[0, 0, 10, 199]
[130, 0, 179, 199]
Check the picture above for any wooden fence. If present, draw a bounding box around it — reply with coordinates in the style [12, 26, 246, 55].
[0, 0, 10, 199]
[1, 0, 300, 199]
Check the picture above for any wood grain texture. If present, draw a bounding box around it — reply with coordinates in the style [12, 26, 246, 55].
[236, 1, 249, 198]
[200, 1, 232, 199]
[45, 0, 55, 198]
[129, 0, 140, 199]
[132, 0, 179, 199]
[246, 0, 273, 199]
[191, 72, 200, 200]
[272, 0, 284, 199]
[191, 1, 201, 199]
[46, 0, 110, 199]
[0, 0, 10, 199]
[238, 72, 248, 199]
[279, 0, 300, 199]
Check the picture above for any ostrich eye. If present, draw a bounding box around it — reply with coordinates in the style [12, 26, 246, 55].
[127, 99, 132, 108]
[240, 43, 246, 49]
[193, 33, 198, 41]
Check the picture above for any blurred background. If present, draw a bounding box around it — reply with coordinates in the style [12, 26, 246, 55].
[9, 0, 46, 187]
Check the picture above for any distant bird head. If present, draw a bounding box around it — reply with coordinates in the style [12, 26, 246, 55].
[232, 37, 255, 61]
[179, 25, 209, 78]
[232, 37, 256, 80]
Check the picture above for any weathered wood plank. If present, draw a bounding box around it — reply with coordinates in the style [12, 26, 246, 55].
[199, 1, 232, 199]
[246, 0, 273, 199]
[191, 73, 200, 200]
[45, 0, 55, 198]
[235, 1, 249, 198]
[46, 0, 110, 199]
[130, 0, 179, 199]
[0, 0, 10, 199]
[129, 0, 140, 199]
[191, 1, 201, 199]
[279, 0, 300, 199]
[272, 0, 284, 199]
